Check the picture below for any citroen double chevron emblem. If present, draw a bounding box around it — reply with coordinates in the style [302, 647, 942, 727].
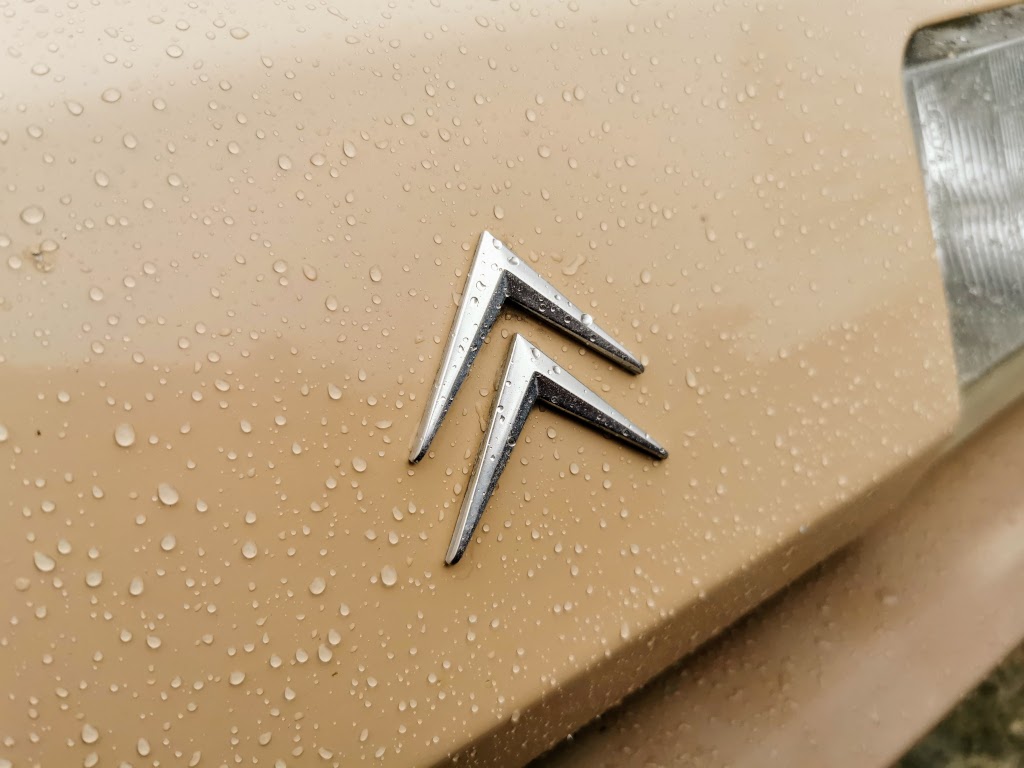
[411, 232, 668, 565]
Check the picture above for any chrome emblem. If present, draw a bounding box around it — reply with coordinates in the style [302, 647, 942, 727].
[412, 232, 668, 564]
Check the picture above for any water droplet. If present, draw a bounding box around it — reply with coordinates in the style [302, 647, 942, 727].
[241, 541, 257, 560]
[277, 154, 293, 170]
[101, 88, 122, 103]
[343, 139, 357, 158]
[157, 482, 179, 506]
[166, 44, 183, 58]
[65, 100, 84, 116]
[31, 63, 50, 76]
[114, 423, 136, 447]
[369, 264, 383, 282]
[230, 27, 249, 39]
[352, 457, 367, 473]
[81, 724, 99, 744]
[327, 383, 342, 401]
[33, 551, 55, 573]
[229, 670, 245, 686]
[20, 206, 44, 225]
[309, 576, 326, 595]
[381, 565, 398, 587]
[160, 534, 177, 552]
[129, 576, 144, 596]
[85, 570, 103, 588]
[401, 112, 415, 126]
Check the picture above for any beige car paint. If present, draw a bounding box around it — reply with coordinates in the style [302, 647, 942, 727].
[538, 391, 1024, 768]
[0, 0, 978, 766]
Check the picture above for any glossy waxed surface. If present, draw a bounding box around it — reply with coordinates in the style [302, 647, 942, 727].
[0, 0, 964, 765]
[537, 390, 1024, 768]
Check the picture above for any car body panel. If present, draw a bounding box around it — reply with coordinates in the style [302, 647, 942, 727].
[0, 0, 973, 765]
[538, 394, 1024, 768]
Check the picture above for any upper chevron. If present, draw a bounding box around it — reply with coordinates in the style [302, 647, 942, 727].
[410, 231, 643, 463]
